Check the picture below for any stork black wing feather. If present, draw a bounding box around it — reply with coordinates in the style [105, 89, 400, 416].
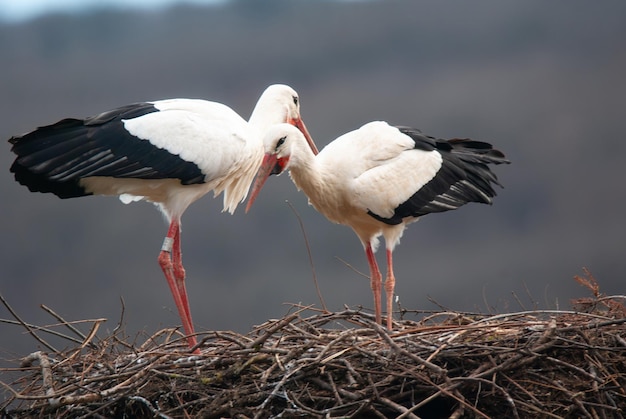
[369, 127, 509, 225]
[9, 103, 205, 199]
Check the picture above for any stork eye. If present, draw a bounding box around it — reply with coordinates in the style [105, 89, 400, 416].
[292, 96, 298, 106]
[276, 136, 286, 149]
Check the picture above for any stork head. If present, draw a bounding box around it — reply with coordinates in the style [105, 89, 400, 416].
[245, 124, 305, 213]
[251, 84, 319, 155]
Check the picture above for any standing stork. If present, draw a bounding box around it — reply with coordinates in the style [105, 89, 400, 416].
[9, 84, 319, 352]
[246, 121, 508, 329]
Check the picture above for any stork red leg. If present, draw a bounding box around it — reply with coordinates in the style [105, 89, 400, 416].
[384, 249, 396, 330]
[171, 223, 193, 329]
[158, 219, 199, 352]
[365, 243, 383, 326]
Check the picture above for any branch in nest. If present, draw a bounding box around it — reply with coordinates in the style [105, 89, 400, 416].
[3, 279, 626, 418]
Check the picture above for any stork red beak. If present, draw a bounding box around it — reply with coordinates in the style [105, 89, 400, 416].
[245, 153, 280, 213]
[289, 117, 319, 155]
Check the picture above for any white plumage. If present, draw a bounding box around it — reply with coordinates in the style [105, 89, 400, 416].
[246, 121, 508, 329]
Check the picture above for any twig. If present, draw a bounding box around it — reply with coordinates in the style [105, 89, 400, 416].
[40, 304, 87, 340]
[0, 318, 84, 344]
[128, 396, 174, 419]
[20, 351, 58, 406]
[511, 291, 526, 311]
[367, 319, 446, 376]
[450, 376, 519, 419]
[378, 397, 421, 419]
[522, 280, 540, 310]
[246, 312, 300, 349]
[472, 309, 611, 324]
[0, 292, 58, 353]
[286, 200, 328, 312]
[3, 301, 626, 417]
[113, 296, 126, 334]
[254, 365, 303, 418]
[334, 256, 370, 280]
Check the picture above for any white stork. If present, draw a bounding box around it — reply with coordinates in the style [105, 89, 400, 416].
[246, 121, 509, 329]
[9, 84, 319, 352]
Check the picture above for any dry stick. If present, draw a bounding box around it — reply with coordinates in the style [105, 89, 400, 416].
[545, 355, 604, 383]
[558, 316, 626, 332]
[139, 328, 177, 350]
[378, 352, 485, 419]
[0, 379, 80, 403]
[369, 407, 390, 419]
[467, 340, 559, 383]
[542, 375, 595, 419]
[128, 396, 174, 419]
[21, 351, 57, 406]
[288, 302, 329, 316]
[510, 399, 564, 419]
[367, 320, 446, 376]
[335, 256, 370, 280]
[282, 317, 322, 339]
[113, 296, 126, 334]
[246, 312, 300, 349]
[426, 296, 451, 312]
[40, 304, 87, 340]
[402, 333, 560, 418]
[510, 291, 527, 311]
[286, 200, 327, 312]
[287, 388, 365, 417]
[188, 335, 205, 354]
[79, 319, 103, 349]
[522, 280, 540, 310]
[0, 292, 58, 353]
[254, 365, 303, 419]
[7, 307, 623, 417]
[55, 354, 170, 407]
[449, 404, 465, 419]
[339, 358, 360, 383]
[390, 317, 560, 418]
[214, 330, 251, 348]
[470, 309, 598, 324]
[40, 304, 107, 351]
[405, 374, 491, 419]
[614, 333, 626, 347]
[378, 397, 422, 419]
[0, 318, 83, 345]
[450, 377, 520, 419]
[314, 328, 359, 362]
[585, 351, 625, 398]
[596, 294, 626, 302]
[501, 373, 543, 407]
[58, 319, 106, 369]
[326, 372, 343, 405]
[482, 284, 495, 315]
[367, 320, 490, 418]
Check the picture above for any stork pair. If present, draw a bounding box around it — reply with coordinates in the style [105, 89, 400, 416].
[9, 84, 508, 352]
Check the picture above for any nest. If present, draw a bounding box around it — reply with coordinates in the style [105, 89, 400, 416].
[2, 272, 626, 418]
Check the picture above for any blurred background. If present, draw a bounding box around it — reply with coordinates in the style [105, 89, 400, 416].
[1, 0, 625, 369]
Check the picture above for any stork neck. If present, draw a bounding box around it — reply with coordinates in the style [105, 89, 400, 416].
[288, 135, 322, 196]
